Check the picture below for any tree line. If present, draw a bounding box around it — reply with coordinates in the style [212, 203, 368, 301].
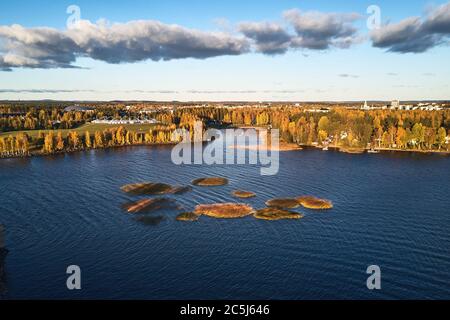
[1, 106, 450, 157]
[187, 107, 450, 151]
[0, 125, 177, 157]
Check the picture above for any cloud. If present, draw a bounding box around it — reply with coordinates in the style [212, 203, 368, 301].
[387, 72, 398, 76]
[0, 19, 249, 70]
[0, 25, 80, 70]
[0, 8, 363, 71]
[338, 73, 359, 78]
[237, 9, 362, 55]
[284, 9, 362, 50]
[186, 90, 303, 94]
[0, 89, 96, 93]
[371, 2, 450, 53]
[0, 88, 307, 95]
[238, 9, 362, 55]
[238, 22, 292, 54]
[69, 20, 249, 63]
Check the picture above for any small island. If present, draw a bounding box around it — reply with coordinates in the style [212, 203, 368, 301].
[121, 182, 173, 195]
[232, 190, 256, 198]
[253, 208, 303, 221]
[121, 182, 191, 195]
[192, 177, 229, 187]
[297, 196, 333, 210]
[265, 198, 300, 209]
[194, 203, 253, 219]
[176, 212, 200, 222]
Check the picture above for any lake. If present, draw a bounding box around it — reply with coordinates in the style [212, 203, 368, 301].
[1, 142, 450, 299]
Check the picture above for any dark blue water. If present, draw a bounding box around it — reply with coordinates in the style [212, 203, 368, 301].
[0, 144, 450, 299]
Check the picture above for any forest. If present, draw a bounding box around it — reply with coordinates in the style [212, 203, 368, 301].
[1, 104, 449, 157]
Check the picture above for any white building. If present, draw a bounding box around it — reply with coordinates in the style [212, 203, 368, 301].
[91, 119, 159, 125]
[390, 100, 400, 110]
[362, 101, 370, 110]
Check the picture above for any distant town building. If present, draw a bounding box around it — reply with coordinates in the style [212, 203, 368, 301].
[91, 119, 159, 125]
[390, 100, 400, 110]
[306, 108, 330, 113]
[92, 119, 159, 124]
[362, 101, 370, 110]
[64, 105, 95, 113]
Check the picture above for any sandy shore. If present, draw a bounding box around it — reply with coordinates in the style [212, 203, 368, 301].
[231, 126, 302, 152]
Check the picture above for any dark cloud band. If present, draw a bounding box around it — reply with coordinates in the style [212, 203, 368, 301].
[0, 20, 250, 70]
[371, 2, 450, 53]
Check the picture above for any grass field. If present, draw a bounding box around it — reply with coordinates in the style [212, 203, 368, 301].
[0, 123, 162, 139]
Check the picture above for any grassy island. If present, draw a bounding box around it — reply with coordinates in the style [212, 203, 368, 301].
[253, 208, 303, 221]
[194, 203, 253, 218]
[265, 198, 300, 209]
[192, 177, 229, 187]
[121, 182, 191, 195]
[297, 196, 333, 210]
[176, 212, 200, 222]
[121, 182, 173, 195]
[232, 190, 256, 198]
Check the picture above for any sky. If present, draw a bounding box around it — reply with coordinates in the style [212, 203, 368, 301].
[0, 0, 449, 101]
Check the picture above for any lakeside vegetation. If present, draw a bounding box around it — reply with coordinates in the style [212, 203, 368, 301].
[192, 177, 229, 187]
[176, 212, 200, 222]
[1, 102, 450, 158]
[266, 198, 301, 209]
[194, 203, 254, 219]
[118, 178, 332, 223]
[232, 190, 257, 198]
[253, 208, 303, 221]
[297, 196, 334, 210]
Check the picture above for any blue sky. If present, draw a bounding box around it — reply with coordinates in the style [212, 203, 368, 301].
[0, 0, 449, 101]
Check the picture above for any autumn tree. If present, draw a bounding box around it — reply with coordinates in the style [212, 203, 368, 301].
[436, 127, 447, 150]
[85, 131, 92, 149]
[56, 132, 65, 151]
[43, 132, 55, 154]
[68, 131, 81, 150]
[93, 131, 103, 148]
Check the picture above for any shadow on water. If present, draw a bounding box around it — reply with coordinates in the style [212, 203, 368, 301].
[121, 198, 182, 214]
[134, 216, 165, 226]
[0, 157, 32, 169]
[0, 224, 8, 296]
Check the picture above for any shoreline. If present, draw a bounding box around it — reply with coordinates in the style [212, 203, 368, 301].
[1, 125, 449, 159]
[236, 126, 450, 155]
[300, 144, 450, 155]
[2, 142, 448, 160]
[0, 142, 177, 160]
